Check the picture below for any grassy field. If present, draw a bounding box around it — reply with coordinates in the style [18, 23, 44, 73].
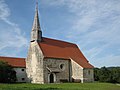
[0, 83, 120, 90]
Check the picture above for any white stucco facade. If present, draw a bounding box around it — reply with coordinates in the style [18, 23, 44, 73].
[26, 41, 44, 84]
[71, 59, 84, 83]
[14, 68, 27, 82]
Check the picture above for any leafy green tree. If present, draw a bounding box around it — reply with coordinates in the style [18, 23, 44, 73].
[99, 67, 111, 82]
[94, 68, 100, 81]
[94, 66, 120, 83]
[108, 67, 120, 83]
[0, 61, 16, 83]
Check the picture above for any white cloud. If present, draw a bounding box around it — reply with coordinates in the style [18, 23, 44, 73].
[0, 0, 10, 19]
[94, 54, 120, 67]
[41, 0, 120, 67]
[0, 0, 17, 26]
[41, 0, 65, 6]
[84, 47, 104, 59]
[0, 0, 28, 56]
[0, 26, 28, 56]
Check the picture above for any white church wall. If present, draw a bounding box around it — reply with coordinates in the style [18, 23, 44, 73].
[26, 42, 44, 84]
[14, 68, 27, 82]
[26, 44, 32, 82]
[71, 59, 84, 83]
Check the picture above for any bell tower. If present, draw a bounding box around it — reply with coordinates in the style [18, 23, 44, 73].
[31, 1, 42, 42]
[26, 1, 44, 84]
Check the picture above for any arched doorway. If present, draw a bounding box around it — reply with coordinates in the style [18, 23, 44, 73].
[50, 73, 54, 83]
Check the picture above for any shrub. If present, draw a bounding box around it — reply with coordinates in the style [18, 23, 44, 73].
[0, 61, 16, 83]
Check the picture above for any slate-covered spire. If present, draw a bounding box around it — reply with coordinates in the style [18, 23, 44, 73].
[31, 0, 42, 42]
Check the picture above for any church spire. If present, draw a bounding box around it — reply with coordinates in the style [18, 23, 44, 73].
[31, 0, 42, 42]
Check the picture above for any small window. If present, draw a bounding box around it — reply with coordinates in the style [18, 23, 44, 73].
[60, 64, 65, 70]
[88, 70, 90, 75]
[60, 64, 64, 69]
[21, 69, 24, 71]
[22, 78, 25, 81]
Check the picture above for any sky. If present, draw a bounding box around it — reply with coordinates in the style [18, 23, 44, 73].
[0, 0, 120, 67]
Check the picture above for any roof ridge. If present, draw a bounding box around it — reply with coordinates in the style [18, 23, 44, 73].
[43, 37, 76, 45]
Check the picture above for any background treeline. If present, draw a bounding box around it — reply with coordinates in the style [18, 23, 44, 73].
[94, 67, 120, 83]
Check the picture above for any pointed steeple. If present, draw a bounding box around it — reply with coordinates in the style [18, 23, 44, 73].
[31, 0, 42, 42]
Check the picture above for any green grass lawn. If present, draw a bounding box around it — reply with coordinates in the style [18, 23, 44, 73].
[0, 83, 120, 90]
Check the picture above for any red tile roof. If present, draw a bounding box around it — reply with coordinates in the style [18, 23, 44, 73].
[39, 37, 94, 68]
[0, 56, 26, 68]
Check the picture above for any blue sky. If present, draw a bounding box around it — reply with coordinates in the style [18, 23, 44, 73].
[0, 0, 120, 67]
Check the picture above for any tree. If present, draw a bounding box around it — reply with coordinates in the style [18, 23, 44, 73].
[94, 66, 120, 83]
[108, 67, 120, 83]
[0, 61, 16, 83]
[94, 68, 100, 81]
[99, 67, 111, 82]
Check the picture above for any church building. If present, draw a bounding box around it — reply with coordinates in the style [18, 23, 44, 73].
[0, 2, 94, 84]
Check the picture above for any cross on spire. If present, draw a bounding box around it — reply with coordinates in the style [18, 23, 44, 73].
[36, 0, 38, 11]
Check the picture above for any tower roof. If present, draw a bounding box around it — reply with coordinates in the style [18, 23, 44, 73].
[32, 1, 41, 31]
